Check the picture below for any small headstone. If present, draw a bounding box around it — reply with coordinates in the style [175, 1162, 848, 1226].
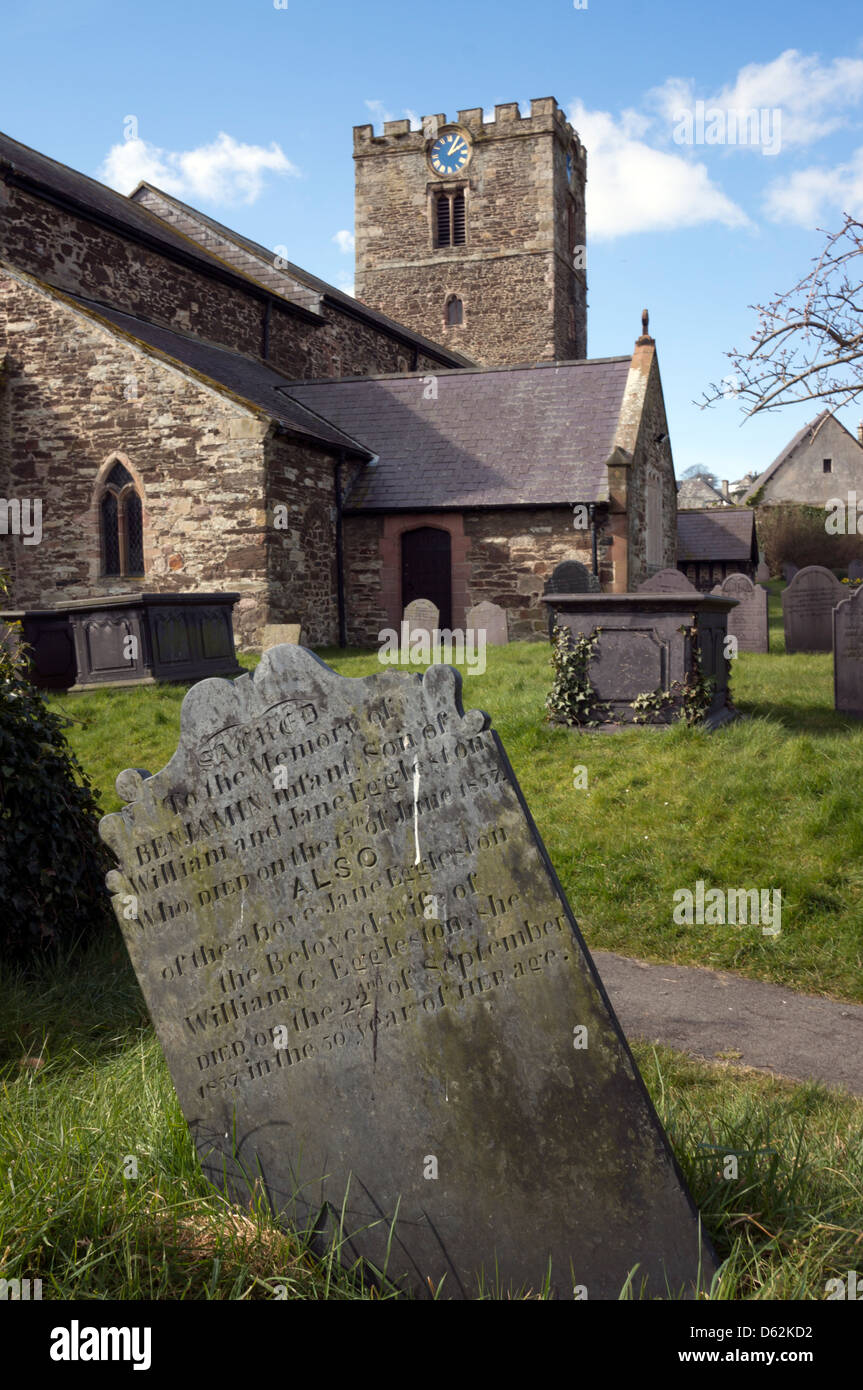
[403, 598, 439, 636]
[848, 559, 863, 582]
[262, 624, 302, 651]
[782, 562, 799, 583]
[637, 568, 698, 594]
[834, 585, 863, 716]
[755, 561, 771, 584]
[544, 559, 600, 594]
[99, 647, 716, 1299]
[465, 600, 508, 646]
[711, 573, 768, 653]
[782, 566, 845, 653]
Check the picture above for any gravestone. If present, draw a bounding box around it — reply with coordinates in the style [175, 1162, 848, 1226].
[782, 562, 799, 583]
[711, 573, 768, 653]
[99, 646, 716, 1299]
[403, 598, 439, 636]
[544, 559, 601, 595]
[848, 559, 863, 582]
[782, 566, 845, 653]
[465, 600, 508, 646]
[834, 586, 863, 717]
[637, 568, 698, 594]
[755, 562, 771, 584]
[262, 623, 302, 651]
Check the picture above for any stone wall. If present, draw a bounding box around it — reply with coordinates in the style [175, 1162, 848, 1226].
[265, 434, 339, 647]
[0, 268, 272, 647]
[755, 414, 863, 505]
[354, 99, 587, 366]
[342, 506, 610, 645]
[626, 352, 678, 587]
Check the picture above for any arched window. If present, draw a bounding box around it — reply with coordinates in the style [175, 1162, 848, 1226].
[445, 295, 464, 326]
[99, 460, 144, 577]
[434, 190, 466, 248]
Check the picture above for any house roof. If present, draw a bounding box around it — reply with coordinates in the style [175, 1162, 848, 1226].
[677, 507, 757, 562]
[284, 358, 633, 510]
[55, 284, 371, 454]
[741, 410, 862, 502]
[130, 183, 474, 369]
[677, 475, 726, 508]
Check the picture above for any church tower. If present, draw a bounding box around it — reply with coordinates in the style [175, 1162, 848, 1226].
[353, 98, 587, 367]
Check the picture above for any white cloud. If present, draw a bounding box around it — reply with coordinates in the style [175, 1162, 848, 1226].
[651, 50, 863, 150]
[568, 101, 749, 239]
[332, 229, 355, 254]
[764, 148, 863, 226]
[99, 132, 297, 204]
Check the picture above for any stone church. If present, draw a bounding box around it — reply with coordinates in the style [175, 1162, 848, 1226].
[0, 98, 677, 649]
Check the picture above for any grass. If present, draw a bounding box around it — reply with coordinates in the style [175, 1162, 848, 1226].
[45, 583, 863, 1003]
[3, 581, 860, 1299]
[1, 931, 861, 1299]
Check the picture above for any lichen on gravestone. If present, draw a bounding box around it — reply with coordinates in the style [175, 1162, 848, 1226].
[99, 645, 717, 1299]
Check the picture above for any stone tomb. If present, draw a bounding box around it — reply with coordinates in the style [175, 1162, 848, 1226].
[782, 566, 845, 653]
[465, 600, 508, 646]
[99, 646, 716, 1299]
[834, 586, 863, 717]
[637, 569, 699, 595]
[711, 574, 768, 653]
[403, 598, 439, 637]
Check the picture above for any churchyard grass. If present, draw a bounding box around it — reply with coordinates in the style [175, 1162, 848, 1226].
[44, 582, 863, 1004]
[1, 928, 861, 1299]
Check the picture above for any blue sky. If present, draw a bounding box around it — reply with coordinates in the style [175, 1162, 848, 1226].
[4, 0, 863, 482]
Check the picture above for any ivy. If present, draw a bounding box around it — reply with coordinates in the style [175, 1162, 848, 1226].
[545, 624, 611, 728]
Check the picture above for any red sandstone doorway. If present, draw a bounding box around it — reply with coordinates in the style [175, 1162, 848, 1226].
[401, 527, 452, 628]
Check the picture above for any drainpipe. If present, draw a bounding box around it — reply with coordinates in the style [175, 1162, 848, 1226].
[588, 504, 598, 578]
[335, 450, 346, 648]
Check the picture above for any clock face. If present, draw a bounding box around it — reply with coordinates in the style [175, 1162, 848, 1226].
[429, 128, 471, 176]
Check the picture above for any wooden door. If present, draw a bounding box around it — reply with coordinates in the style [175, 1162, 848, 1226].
[401, 527, 452, 628]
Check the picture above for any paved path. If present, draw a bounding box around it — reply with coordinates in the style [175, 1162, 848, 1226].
[593, 951, 863, 1097]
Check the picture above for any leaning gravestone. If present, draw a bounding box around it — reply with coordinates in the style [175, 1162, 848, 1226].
[782, 566, 845, 653]
[637, 568, 698, 594]
[99, 646, 716, 1299]
[711, 573, 768, 653]
[466, 600, 508, 646]
[755, 561, 771, 584]
[403, 598, 439, 636]
[782, 562, 799, 583]
[834, 586, 863, 717]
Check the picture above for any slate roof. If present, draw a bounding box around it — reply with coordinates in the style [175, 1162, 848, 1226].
[131, 183, 473, 368]
[677, 507, 757, 562]
[284, 358, 632, 509]
[677, 475, 727, 508]
[63, 289, 371, 455]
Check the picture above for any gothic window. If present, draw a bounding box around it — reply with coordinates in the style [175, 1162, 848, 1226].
[434, 190, 466, 248]
[99, 460, 144, 577]
[445, 295, 463, 326]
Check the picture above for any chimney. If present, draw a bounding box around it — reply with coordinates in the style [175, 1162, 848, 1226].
[858, 421, 863, 446]
[721, 480, 731, 500]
